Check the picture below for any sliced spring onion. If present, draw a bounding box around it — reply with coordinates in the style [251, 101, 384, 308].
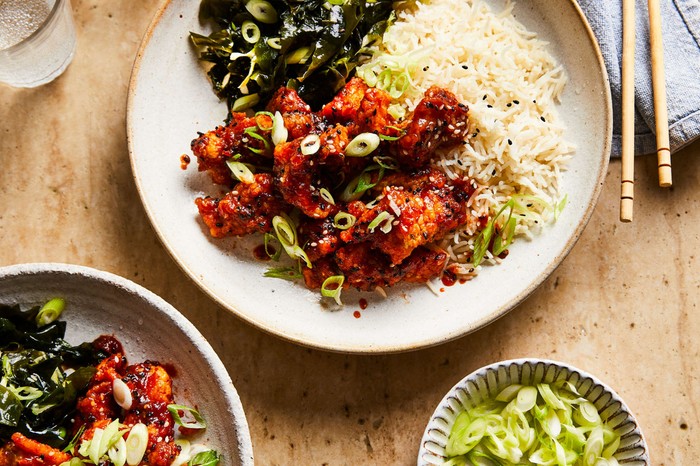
[368, 211, 394, 234]
[333, 212, 356, 230]
[98, 419, 126, 461]
[112, 378, 133, 410]
[188, 450, 222, 466]
[254, 111, 274, 131]
[241, 21, 260, 44]
[300, 134, 321, 155]
[445, 383, 621, 466]
[36, 297, 65, 327]
[388, 72, 410, 99]
[108, 437, 127, 466]
[263, 232, 282, 261]
[286, 46, 312, 65]
[387, 103, 406, 120]
[63, 425, 86, 454]
[272, 214, 296, 251]
[245, 0, 277, 24]
[345, 133, 380, 157]
[263, 266, 303, 280]
[266, 37, 282, 50]
[372, 155, 399, 170]
[321, 275, 344, 305]
[231, 93, 260, 112]
[243, 126, 271, 154]
[271, 214, 312, 268]
[319, 188, 335, 206]
[574, 401, 602, 426]
[58, 459, 86, 466]
[271, 111, 288, 146]
[87, 427, 104, 464]
[125, 423, 148, 466]
[226, 160, 255, 184]
[167, 404, 207, 430]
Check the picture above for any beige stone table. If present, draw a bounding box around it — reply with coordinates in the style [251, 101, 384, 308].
[1, 1, 698, 464]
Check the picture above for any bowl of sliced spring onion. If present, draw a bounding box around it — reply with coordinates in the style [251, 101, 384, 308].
[418, 359, 648, 466]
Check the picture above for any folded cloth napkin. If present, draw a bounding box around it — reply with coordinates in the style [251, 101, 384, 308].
[577, 0, 700, 157]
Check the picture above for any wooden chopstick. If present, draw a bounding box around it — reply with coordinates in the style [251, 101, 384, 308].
[620, 0, 636, 222]
[648, 0, 672, 187]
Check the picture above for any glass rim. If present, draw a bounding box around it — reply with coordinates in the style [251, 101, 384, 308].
[0, 0, 67, 54]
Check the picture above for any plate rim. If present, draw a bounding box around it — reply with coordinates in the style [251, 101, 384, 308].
[126, 0, 612, 354]
[0, 261, 255, 465]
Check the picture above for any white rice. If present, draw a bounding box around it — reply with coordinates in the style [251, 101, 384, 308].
[359, 0, 574, 272]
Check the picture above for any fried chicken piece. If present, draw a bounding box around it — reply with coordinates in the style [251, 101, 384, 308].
[191, 113, 272, 185]
[301, 256, 340, 290]
[392, 86, 469, 167]
[266, 86, 312, 114]
[356, 87, 402, 136]
[147, 442, 181, 466]
[7, 433, 71, 466]
[337, 244, 448, 291]
[195, 173, 286, 238]
[266, 87, 316, 141]
[74, 353, 125, 428]
[122, 362, 177, 456]
[273, 139, 334, 219]
[298, 216, 341, 262]
[341, 167, 472, 265]
[319, 77, 368, 123]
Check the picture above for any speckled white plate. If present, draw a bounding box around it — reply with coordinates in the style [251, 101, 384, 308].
[127, 0, 611, 353]
[0, 263, 254, 465]
[419, 359, 649, 465]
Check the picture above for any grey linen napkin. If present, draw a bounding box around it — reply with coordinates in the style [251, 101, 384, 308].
[577, 0, 700, 156]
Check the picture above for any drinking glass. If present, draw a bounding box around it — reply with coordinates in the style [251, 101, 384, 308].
[0, 0, 77, 88]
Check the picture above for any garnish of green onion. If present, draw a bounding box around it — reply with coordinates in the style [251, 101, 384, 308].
[301, 134, 321, 155]
[245, 0, 278, 24]
[108, 437, 127, 466]
[272, 214, 312, 268]
[286, 46, 312, 65]
[266, 37, 282, 50]
[254, 111, 274, 131]
[333, 212, 356, 230]
[58, 459, 86, 466]
[231, 93, 260, 112]
[188, 450, 222, 466]
[263, 232, 282, 261]
[388, 72, 410, 99]
[345, 133, 380, 157]
[445, 383, 621, 466]
[321, 275, 345, 305]
[125, 423, 148, 466]
[36, 297, 65, 327]
[241, 21, 260, 44]
[271, 111, 288, 146]
[319, 188, 335, 206]
[167, 404, 208, 430]
[264, 266, 302, 281]
[226, 160, 255, 184]
[368, 211, 394, 234]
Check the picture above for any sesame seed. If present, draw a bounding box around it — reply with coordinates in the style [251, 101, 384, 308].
[483, 95, 487, 100]
[513, 100, 520, 104]
[540, 116, 546, 122]
[508, 139, 512, 145]
[487, 105, 493, 108]
[461, 65, 468, 69]
[507, 103, 512, 107]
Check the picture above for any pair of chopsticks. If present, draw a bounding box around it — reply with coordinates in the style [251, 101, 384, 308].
[620, 0, 672, 223]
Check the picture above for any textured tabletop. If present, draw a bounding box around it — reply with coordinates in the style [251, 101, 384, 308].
[0, 1, 697, 464]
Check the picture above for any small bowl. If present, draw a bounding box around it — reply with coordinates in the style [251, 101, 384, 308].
[0, 262, 254, 465]
[418, 358, 649, 465]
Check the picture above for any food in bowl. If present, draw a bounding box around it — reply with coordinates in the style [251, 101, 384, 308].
[187, 0, 572, 304]
[0, 299, 220, 466]
[444, 382, 621, 465]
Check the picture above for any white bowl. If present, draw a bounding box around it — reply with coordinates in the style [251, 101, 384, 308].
[0, 262, 254, 465]
[127, 0, 611, 353]
[419, 359, 649, 465]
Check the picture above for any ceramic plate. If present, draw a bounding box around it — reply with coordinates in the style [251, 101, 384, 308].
[0, 263, 254, 465]
[419, 359, 649, 465]
[127, 0, 611, 353]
